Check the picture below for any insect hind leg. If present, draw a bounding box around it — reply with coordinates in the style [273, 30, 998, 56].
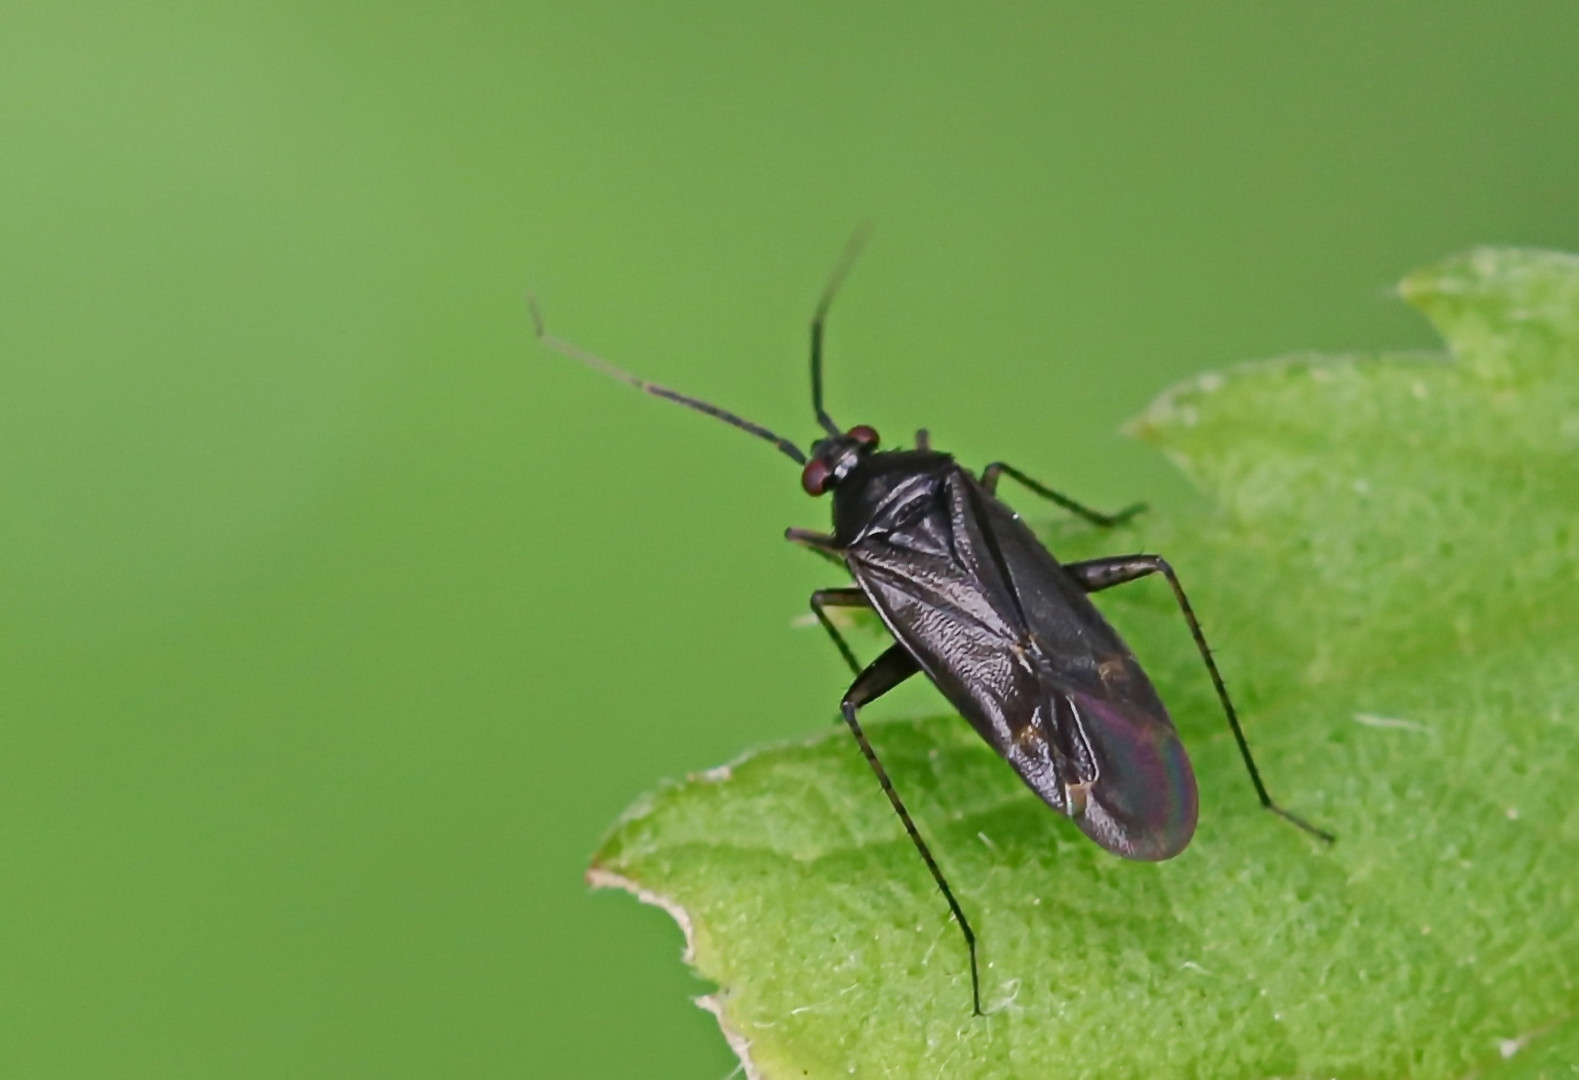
[1064, 554, 1335, 845]
[980, 462, 1144, 528]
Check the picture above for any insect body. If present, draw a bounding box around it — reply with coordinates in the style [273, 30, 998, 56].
[534, 239, 1330, 1015]
[799, 445, 1199, 861]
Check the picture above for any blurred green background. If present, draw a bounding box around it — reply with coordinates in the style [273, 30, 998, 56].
[3, 2, 1577, 1076]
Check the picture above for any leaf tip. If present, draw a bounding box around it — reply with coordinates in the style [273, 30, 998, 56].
[1400, 247, 1579, 380]
[1125, 367, 1225, 446]
[1397, 245, 1579, 305]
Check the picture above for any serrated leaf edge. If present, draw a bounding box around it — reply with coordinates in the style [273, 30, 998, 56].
[1124, 350, 1449, 446]
[585, 867, 761, 1079]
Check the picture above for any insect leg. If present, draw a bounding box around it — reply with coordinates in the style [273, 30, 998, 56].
[1063, 555, 1335, 844]
[786, 527, 837, 547]
[836, 640, 983, 1017]
[810, 587, 872, 678]
[786, 527, 847, 570]
[980, 462, 1145, 527]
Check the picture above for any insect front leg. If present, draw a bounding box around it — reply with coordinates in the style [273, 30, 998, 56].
[980, 462, 1145, 527]
[786, 527, 847, 571]
[1063, 554, 1335, 845]
[831, 638, 983, 1017]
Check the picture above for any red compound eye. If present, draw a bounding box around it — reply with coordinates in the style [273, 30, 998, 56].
[848, 424, 880, 448]
[801, 458, 832, 496]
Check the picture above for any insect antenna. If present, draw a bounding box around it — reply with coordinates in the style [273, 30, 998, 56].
[530, 296, 807, 465]
[809, 226, 872, 438]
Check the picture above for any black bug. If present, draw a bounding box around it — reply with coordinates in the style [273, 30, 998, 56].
[533, 239, 1332, 1016]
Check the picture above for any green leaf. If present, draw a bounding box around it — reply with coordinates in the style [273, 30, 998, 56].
[590, 249, 1579, 1079]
